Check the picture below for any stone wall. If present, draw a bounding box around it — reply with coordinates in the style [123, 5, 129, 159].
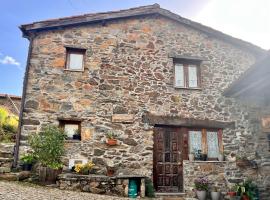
[58, 173, 145, 197]
[183, 161, 260, 198]
[18, 14, 270, 197]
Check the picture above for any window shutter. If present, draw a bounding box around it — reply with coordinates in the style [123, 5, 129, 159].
[188, 65, 198, 87]
[207, 131, 219, 158]
[68, 53, 84, 70]
[188, 130, 202, 153]
[175, 64, 184, 87]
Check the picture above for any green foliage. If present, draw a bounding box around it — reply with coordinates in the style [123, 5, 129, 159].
[0, 107, 18, 143]
[106, 130, 118, 139]
[234, 180, 259, 200]
[29, 125, 66, 169]
[21, 154, 36, 164]
[145, 178, 155, 198]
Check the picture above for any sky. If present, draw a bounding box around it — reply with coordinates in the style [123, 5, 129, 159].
[0, 0, 270, 96]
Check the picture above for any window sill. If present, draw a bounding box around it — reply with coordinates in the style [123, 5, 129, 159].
[64, 69, 84, 72]
[174, 87, 202, 90]
[183, 160, 231, 163]
[65, 139, 81, 143]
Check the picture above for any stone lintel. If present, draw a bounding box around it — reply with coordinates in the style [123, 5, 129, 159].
[142, 113, 235, 129]
[112, 114, 134, 123]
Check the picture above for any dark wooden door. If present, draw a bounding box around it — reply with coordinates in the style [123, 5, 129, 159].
[153, 127, 188, 193]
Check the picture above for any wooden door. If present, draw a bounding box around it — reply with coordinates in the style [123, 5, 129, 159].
[153, 127, 188, 193]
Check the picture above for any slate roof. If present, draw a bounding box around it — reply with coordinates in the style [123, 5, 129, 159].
[20, 4, 265, 56]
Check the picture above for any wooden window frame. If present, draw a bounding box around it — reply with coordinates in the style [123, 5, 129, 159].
[65, 48, 86, 72]
[188, 128, 223, 160]
[59, 120, 81, 140]
[174, 61, 201, 89]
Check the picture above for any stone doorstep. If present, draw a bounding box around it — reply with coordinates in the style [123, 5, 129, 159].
[156, 193, 186, 200]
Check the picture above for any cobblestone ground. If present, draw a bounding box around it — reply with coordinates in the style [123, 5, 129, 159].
[0, 181, 146, 200]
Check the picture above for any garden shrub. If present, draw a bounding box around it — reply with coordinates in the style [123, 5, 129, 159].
[29, 125, 66, 169]
[0, 107, 18, 143]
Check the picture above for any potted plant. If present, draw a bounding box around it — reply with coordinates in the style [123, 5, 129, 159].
[106, 131, 118, 146]
[20, 154, 36, 171]
[74, 161, 95, 175]
[218, 153, 224, 161]
[194, 177, 209, 200]
[72, 129, 81, 140]
[29, 125, 66, 184]
[211, 186, 221, 200]
[234, 180, 259, 200]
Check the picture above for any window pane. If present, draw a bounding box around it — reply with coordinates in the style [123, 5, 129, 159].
[175, 64, 184, 87]
[68, 53, 83, 70]
[64, 124, 79, 138]
[207, 131, 219, 158]
[189, 131, 202, 153]
[188, 65, 198, 87]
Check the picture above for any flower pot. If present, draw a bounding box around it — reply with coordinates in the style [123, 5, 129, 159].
[227, 191, 237, 197]
[39, 166, 62, 184]
[218, 154, 224, 161]
[107, 168, 115, 176]
[201, 154, 207, 161]
[72, 134, 81, 140]
[189, 154, 195, 161]
[196, 190, 207, 200]
[22, 163, 33, 171]
[107, 139, 117, 146]
[242, 194, 250, 200]
[236, 159, 249, 168]
[211, 191, 220, 200]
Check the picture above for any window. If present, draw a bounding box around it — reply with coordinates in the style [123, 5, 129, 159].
[66, 48, 85, 71]
[174, 63, 200, 88]
[59, 120, 81, 140]
[188, 128, 222, 159]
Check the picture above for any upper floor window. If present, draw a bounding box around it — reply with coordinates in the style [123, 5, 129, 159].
[66, 48, 85, 71]
[174, 63, 201, 88]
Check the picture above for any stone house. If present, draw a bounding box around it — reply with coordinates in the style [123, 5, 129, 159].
[0, 94, 21, 115]
[15, 4, 270, 198]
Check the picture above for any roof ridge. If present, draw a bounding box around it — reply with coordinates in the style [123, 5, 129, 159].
[20, 4, 265, 55]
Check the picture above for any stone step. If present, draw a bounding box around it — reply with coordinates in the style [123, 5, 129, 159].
[0, 157, 13, 162]
[0, 167, 11, 173]
[0, 143, 14, 153]
[0, 151, 13, 158]
[0, 171, 31, 181]
[156, 193, 186, 200]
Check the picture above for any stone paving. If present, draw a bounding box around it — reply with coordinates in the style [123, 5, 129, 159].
[0, 181, 142, 200]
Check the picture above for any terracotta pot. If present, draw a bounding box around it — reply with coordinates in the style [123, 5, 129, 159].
[189, 154, 195, 161]
[107, 168, 115, 176]
[196, 190, 207, 200]
[236, 159, 249, 168]
[227, 191, 237, 197]
[211, 191, 220, 200]
[107, 139, 117, 146]
[242, 194, 250, 200]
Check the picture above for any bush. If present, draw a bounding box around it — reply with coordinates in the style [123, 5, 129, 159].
[29, 125, 66, 169]
[21, 154, 36, 164]
[0, 107, 18, 143]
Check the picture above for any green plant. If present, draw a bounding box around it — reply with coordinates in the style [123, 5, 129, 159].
[29, 125, 66, 169]
[194, 177, 209, 191]
[145, 178, 155, 197]
[21, 154, 36, 164]
[106, 130, 118, 139]
[234, 180, 259, 200]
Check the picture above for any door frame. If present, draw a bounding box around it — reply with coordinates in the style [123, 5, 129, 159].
[153, 125, 188, 193]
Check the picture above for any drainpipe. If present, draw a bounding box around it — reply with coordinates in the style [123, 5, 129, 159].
[13, 36, 34, 168]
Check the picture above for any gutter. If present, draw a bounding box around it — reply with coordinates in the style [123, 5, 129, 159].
[13, 36, 33, 168]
